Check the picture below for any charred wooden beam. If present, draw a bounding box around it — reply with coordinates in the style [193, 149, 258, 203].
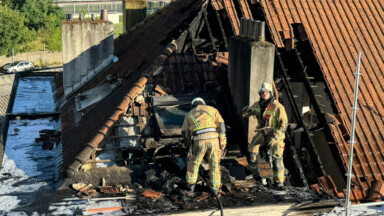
[203, 10, 217, 51]
[214, 10, 229, 50]
[285, 126, 309, 188]
[276, 49, 326, 177]
[293, 46, 325, 122]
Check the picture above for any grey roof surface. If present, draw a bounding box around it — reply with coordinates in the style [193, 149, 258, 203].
[0, 74, 15, 131]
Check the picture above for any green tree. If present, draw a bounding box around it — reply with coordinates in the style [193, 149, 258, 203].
[13, 0, 64, 31]
[0, 0, 13, 8]
[43, 14, 62, 52]
[0, 5, 36, 56]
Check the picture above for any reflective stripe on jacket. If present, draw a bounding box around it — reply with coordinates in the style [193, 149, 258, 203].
[182, 105, 224, 140]
[249, 99, 288, 141]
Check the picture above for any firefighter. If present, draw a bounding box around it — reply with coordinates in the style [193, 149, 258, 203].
[242, 82, 288, 190]
[182, 97, 226, 195]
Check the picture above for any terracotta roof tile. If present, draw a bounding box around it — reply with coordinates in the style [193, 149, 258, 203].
[153, 54, 221, 94]
[223, 0, 241, 35]
[211, 0, 224, 10]
[237, 0, 253, 20]
[260, 0, 384, 199]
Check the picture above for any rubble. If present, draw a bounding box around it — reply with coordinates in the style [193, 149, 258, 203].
[99, 186, 119, 194]
[35, 129, 61, 151]
[77, 189, 98, 199]
[194, 192, 210, 202]
[72, 182, 87, 191]
[142, 189, 163, 199]
[231, 179, 257, 189]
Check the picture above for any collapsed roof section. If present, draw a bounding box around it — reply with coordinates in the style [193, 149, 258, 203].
[59, 0, 384, 202]
[257, 0, 384, 201]
[61, 0, 208, 176]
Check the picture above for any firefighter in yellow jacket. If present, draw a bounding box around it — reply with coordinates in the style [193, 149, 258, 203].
[182, 97, 226, 194]
[243, 83, 288, 189]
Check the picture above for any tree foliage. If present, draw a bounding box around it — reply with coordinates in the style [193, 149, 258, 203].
[13, 0, 65, 31]
[19, 0, 48, 31]
[43, 14, 62, 52]
[0, 5, 36, 56]
[0, 0, 64, 53]
[0, 0, 12, 8]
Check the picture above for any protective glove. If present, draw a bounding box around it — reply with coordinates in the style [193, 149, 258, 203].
[266, 137, 277, 148]
[262, 127, 274, 136]
[219, 133, 227, 150]
[242, 106, 252, 117]
[221, 149, 227, 159]
[266, 129, 284, 148]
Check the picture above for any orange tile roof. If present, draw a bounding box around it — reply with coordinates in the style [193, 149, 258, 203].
[259, 0, 384, 196]
[238, 0, 253, 20]
[223, 0, 241, 35]
[211, 0, 224, 10]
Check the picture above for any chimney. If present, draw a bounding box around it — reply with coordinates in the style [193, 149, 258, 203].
[101, 9, 108, 21]
[61, 12, 114, 96]
[123, 0, 147, 32]
[228, 18, 275, 148]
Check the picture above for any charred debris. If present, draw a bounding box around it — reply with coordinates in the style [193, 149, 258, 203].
[0, 0, 348, 214]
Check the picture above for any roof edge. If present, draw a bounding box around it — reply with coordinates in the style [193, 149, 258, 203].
[64, 41, 177, 177]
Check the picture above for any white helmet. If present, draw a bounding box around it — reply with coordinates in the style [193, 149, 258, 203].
[191, 97, 206, 105]
[258, 82, 273, 96]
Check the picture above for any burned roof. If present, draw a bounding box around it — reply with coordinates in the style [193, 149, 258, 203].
[258, 0, 384, 199]
[61, 0, 207, 176]
[153, 54, 222, 94]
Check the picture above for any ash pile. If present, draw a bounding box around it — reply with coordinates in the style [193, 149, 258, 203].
[118, 157, 320, 214]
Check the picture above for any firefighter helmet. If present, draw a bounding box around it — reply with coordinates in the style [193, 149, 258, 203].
[191, 97, 206, 105]
[258, 82, 273, 96]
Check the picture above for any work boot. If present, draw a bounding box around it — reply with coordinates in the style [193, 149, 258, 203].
[213, 189, 223, 198]
[275, 182, 287, 191]
[186, 184, 195, 197]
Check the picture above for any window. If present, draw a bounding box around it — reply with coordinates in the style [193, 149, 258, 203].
[152, 95, 217, 137]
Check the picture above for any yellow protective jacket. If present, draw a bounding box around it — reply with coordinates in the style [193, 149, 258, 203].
[249, 99, 288, 143]
[182, 105, 225, 140]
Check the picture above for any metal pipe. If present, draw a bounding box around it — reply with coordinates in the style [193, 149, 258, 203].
[258, 21, 265, 42]
[101, 9, 108, 21]
[345, 52, 362, 216]
[248, 20, 255, 39]
[253, 20, 260, 41]
[243, 19, 249, 38]
[350, 200, 384, 208]
[89, 196, 134, 201]
[240, 18, 245, 36]
[68, 13, 73, 21]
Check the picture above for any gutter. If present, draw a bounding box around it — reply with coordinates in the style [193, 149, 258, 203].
[65, 41, 177, 177]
